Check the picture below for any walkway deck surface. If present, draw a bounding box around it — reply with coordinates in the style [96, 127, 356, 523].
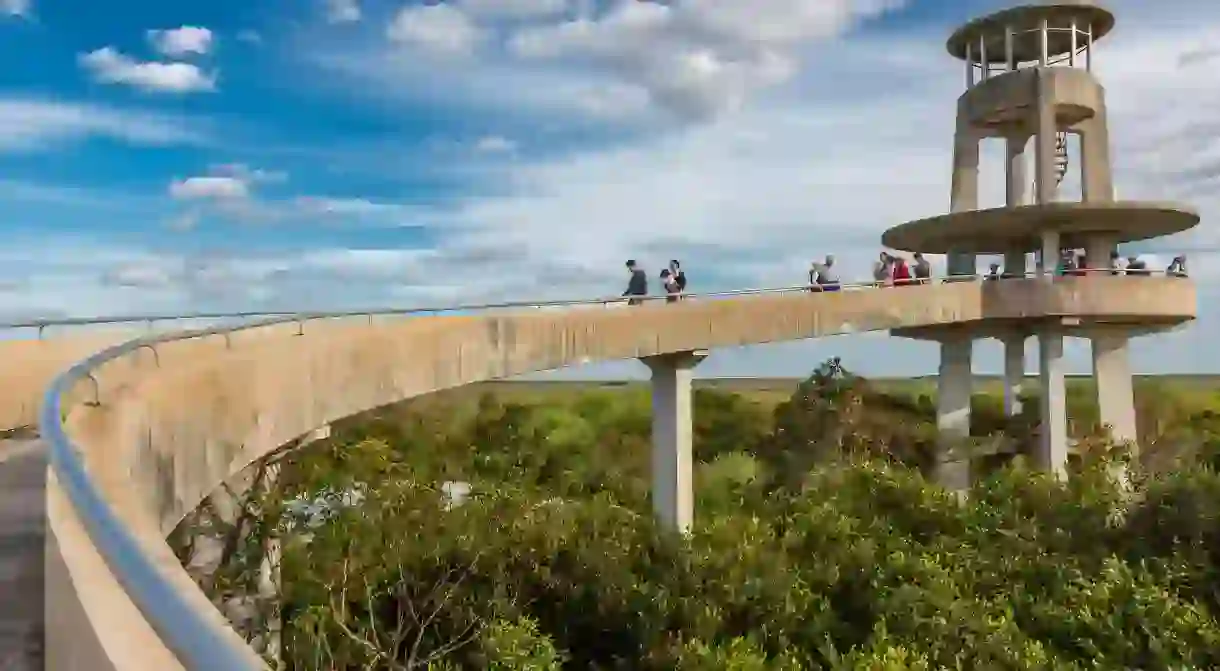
[0, 440, 45, 670]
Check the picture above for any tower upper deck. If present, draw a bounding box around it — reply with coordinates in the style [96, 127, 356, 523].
[948, 1, 1114, 89]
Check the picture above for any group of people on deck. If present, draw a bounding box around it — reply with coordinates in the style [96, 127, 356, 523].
[983, 250, 1189, 279]
[622, 248, 1188, 304]
[622, 259, 687, 305]
[806, 252, 933, 290]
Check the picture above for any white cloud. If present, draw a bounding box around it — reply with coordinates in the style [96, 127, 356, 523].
[0, 98, 205, 151]
[1, 0, 29, 18]
[169, 176, 249, 200]
[325, 0, 360, 24]
[147, 26, 214, 57]
[458, 0, 568, 20]
[295, 196, 397, 215]
[506, 0, 904, 119]
[79, 47, 216, 93]
[387, 3, 483, 57]
[237, 30, 262, 44]
[208, 162, 287, 184]
[474, 135, 516, 153]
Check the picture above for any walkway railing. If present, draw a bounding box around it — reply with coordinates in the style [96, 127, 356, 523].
[35, 269, 1186, 669]
[9, 266, 1186, 334]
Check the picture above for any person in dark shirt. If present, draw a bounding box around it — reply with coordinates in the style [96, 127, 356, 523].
[623, 259, 647, 305]
[912, 252, 931, 284]
[669, 259, 687, 298]
[1167, 255, 1188, 277]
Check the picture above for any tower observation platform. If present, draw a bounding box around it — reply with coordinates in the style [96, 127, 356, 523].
[880, 0, 1199, 488]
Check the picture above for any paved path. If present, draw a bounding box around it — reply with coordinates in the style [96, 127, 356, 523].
[0, 440, 45, 670]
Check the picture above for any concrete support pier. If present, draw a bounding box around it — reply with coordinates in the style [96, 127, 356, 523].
[642, 350, 707, 533]
[1037, 332, 1069, 478]
[1091, 333, 1137, 446]
[1002, 335, 1025, 416]
[934, 337, 972, 490]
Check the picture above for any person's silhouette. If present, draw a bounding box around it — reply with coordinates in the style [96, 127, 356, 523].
[623, 259, 647, 305]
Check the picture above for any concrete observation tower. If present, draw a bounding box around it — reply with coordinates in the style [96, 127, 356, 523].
[881, 0, 1200, 488]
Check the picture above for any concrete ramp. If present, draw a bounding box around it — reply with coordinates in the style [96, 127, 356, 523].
[0, 440, 45, 670]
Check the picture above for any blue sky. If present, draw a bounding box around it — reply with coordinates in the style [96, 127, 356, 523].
[1, 0, 1217, 378]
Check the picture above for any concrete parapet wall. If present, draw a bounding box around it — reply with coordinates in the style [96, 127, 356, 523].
[38, 277, 1196, 668]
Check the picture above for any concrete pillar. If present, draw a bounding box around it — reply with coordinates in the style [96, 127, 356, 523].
[1004, 133, 1029, 279]
[641, 350, 707, 533]
[1006, 133, 1028, 207]
[950, 126, 979, 213]
[934, 336, 972, 490]
[1039, 230, 1060, 280]
[1076, 103, 1114, 203]
[1036, 331, 1069, 478]
[1003, 334, 1025, 416]
[1085, 234, 1115, 275]
[1034, 69, 1059, 205]
[1091, 333, 1137, 446]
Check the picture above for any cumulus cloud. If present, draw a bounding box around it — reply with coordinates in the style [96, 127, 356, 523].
[457, 0, 568, 20]
[169, 176, 249, 200]
[325, 0, 360, 24]
[79, 47, 216, 93]
[1, 0, 29, 18]
[505, 0, 904, 119]
[474, 135, 516, 153]
[0, 98, 205, 151]
[147, 26, 214, 57]
[386, 3, 483, 57]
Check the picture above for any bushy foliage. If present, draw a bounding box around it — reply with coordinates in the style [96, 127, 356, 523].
[176, 361, 1220, 669]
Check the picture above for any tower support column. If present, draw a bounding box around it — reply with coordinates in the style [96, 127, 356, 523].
[1091, 332, 1137, 446]
[1003, 333, 1026, 416]
[1037, 329, 1069, 478]
[935, 336, 972, 490]
[1085, 234, 1115, 275]
[641, 350, 707, 533]
[1004, 133, 1029, 278]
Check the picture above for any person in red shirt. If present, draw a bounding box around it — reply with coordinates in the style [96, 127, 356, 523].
[891, 255, 912, 286]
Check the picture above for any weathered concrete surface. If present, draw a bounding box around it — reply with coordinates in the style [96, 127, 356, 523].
[0, 440, 47, 671]
[0, 331, 143, 432]
[41, 278, 1197, 669]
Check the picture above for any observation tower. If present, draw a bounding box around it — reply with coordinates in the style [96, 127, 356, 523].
[881, 0, 1199, 488]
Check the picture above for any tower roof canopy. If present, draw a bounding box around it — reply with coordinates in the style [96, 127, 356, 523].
[882, 202, 1198, 254]
[947, 1, 1115, 63]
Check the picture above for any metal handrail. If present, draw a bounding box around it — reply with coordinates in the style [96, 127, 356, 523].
[36, 269, 1185, 669]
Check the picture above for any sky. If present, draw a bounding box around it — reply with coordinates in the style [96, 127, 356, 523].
[0, 0, 1217, 379]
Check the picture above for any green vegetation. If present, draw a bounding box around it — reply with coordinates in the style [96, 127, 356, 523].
[174, 360, 1220, 669]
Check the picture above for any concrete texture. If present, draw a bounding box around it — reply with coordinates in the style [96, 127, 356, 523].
[642, 350, 707, 533]
[1037, 332, 1069, 477]
[1092, 333, 1137, 444]
[1003, 336, 1026, 416]
[881, 201, 1199, 254]
[0, 440, 46, 671]
[935, 335, 973, 489]
[1, 331, 143, 432]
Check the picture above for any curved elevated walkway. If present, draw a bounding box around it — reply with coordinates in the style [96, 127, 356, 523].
[6, 277, 1196, 669]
